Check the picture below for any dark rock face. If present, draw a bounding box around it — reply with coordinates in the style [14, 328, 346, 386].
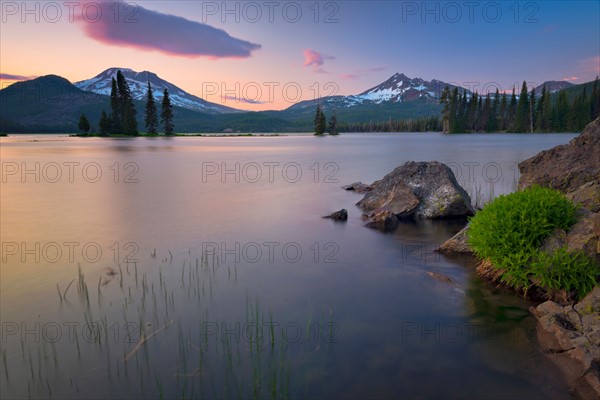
[356, 161, 474, 220]
[323, 209, 348, 221]
[567, 180, 600, 213]
[530, 287, 600, 399]
[518, 117, 600, 193]
[341, 182, 373, 194]
[362, 210, 399, 232]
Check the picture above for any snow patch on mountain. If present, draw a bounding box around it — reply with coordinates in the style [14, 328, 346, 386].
[75, 68, 240, 114]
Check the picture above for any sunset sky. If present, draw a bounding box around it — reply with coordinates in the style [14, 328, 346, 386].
[1, 0, 599, 111]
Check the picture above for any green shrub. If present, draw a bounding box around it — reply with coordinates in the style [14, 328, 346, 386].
[468, 186, 598, 299]
[532, 248, 599, 300]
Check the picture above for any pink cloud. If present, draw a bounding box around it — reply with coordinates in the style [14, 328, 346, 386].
[303, 49, 334, 68]
[561, 76, 579, 81]
[0, 73, 37, 81]
[74, 1, 260, 59]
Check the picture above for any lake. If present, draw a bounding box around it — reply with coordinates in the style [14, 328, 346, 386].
[0, 132, 577, 399]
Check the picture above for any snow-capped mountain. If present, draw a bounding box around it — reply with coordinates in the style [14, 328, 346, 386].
[531, 80, 574, 95]
[75, 68, 240, 114]
[286, 73, 466, 112]
[357, 73, 455, 103]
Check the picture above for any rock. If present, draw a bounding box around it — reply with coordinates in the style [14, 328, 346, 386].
[518, 117, 600, 194]
[323, 209, 348, 221]
[575, 286, 600, 315]
[531, 286, 600, 399]
[567, 180, 600, 213]
[565, 212, 600, 264]
[356, 161, 474, 219]
[426, 271, 454, 284]
[342, 182, 373, 193]
[362, 210, 399, 232]
[436, 226, 473, 255]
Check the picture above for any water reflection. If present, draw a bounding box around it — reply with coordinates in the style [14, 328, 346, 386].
[0, 133, 576, 399]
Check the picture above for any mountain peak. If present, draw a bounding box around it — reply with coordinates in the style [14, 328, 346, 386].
[75, 68, 240, 114]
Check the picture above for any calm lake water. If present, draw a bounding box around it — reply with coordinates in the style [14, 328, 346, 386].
[0, 132, 577, 399]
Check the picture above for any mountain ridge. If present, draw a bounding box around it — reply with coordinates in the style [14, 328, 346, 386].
[75, 67, 241, 114]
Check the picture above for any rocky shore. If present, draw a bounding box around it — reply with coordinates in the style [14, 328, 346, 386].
[438, 117, 600, 398]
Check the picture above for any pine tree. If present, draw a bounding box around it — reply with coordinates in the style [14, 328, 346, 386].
[515, 81, 530, 133]
[78, 113, 91, 134]
[507, 86, 517, 131]
[529, 87, 536, 132]
[449, 88, 459, 133]
[499, 92, 508, 131]
[591, 77, 600, 120]
[483, 93, 493, 132]
[110, 78, 121, 134]
[144, 81, 158, 135]
[490, 89, 499, 132]
[542, 86, 553, 131]
[440, 86, 451, 133]
[314, 105, 326, 135]
[536, 86, 546, 131]
[161, 89, 174, 135]
[116, 70, 138, 136]
[99, 110, 111, 136]
[554, 91, 569, 132]
[327, 110, 338, 135]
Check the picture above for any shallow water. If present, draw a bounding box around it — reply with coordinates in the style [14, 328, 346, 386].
[0, 132, 577, 399]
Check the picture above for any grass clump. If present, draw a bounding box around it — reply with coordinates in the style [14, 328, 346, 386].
[468, 186, 598, 300]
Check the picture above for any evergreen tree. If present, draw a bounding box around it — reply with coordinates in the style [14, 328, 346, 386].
[554, 91, 569, 131]
[161, 89, 174, 135]
[591, 77, 600, 120]
[490, 89, 499, 132]
[116, 70, 138, 136]
[78, 113, 91, 134]
[440, 86, 451, 133]
[314, 105, 326, 135]
[449, 88, 459, 133]
[144, 81, 158, 135]
[99, 110, 111, 136]
[457, 90, 468, 132]
[536, 86, 546, 132]
[508, 86, 517, 131]
[499, 92, 508, 131]
[515, 81, 530, 132]
[530, 87, 536, 132]
[110, 78, 121, 134]
[483, 93, 493, 132]
[542, 86, 553, 131]
[327, 110, 338, 135]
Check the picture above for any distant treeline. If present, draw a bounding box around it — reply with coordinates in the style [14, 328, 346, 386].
[338, 116, 443, 132]
[440, 78, 599, 133]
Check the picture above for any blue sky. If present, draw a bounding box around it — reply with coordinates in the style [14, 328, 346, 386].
[2, 0, 598, 110]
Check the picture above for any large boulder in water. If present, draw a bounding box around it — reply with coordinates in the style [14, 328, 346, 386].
[356, 161, 474, 219]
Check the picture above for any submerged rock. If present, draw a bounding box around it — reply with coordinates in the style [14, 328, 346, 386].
[356, 161, 474, 220]
[323, 209, 348, 221]
[426, 271, 454, 284]
[341, 182, 373, 193]
[362, 210, 399, 232]
[530, 287, 600, 399]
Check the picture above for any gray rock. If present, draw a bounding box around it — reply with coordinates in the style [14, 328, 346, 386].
[436, 226, 473, 255]
[518, 117, 600, 194]
[356, 161, 474, 219]
[531, 286, 600, 398]
[323, 209, 348, 221]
